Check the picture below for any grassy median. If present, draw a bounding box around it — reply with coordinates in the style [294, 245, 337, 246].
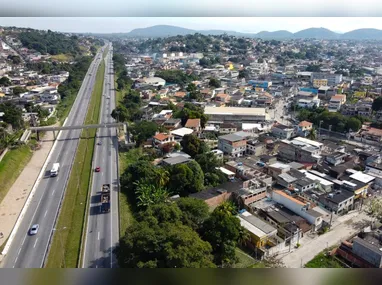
[45, 53, 106, 268]
[0, 145, 33, 204]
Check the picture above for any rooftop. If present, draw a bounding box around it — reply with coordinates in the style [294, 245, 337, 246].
[171, 127, 194, 137]
[238, 211, 277, 238]
[219, 133, 244, 142]
[204, 106, 267, 117]
[273, 190, 305, 206]
[185, 118, 201, 128]
[298, 120, 313, 127]
[162, 156, 190, 166]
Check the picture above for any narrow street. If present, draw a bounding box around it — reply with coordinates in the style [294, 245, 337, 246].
[279, 211, 372, 268]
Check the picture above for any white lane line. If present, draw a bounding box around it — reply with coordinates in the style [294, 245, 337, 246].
[33, 238, 38, 248]
[52, 188, 56, 196]
[44, 210, 48, 217]
[98, 232, 100, 240]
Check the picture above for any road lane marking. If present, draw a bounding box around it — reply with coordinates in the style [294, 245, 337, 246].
[44, 210, 48, 217]
[34, 238, 38, 248]
[98, 232, 100, 240]
[52, 189, 56, 196]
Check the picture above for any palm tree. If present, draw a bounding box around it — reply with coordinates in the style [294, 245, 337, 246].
[307, 128, 317, 140]
[238, 227, 251, 247]
[216, 201, 237, 216]
[156, 169, 170, 188]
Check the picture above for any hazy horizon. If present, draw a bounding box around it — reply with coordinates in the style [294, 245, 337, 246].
[1, 17, 382, 34]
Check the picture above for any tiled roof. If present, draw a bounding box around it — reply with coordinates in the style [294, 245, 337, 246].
[153, 133, 169, 141]
[185, 118, 201, 128]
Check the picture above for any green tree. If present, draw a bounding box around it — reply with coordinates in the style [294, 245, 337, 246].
[168, 161, 204, 196]
[372, 97, 382, 111]
[12, 86, 28, 95]
[115, 204, 215, 268]
[131, 121, 158, 146]
[177, 197, 209, 231]
[0, 102, 23, 129]
[0, 76, 11, 87]
[307, 128, 317, 140]
[238, 69, 248, 79]
[201, 203, 243, 266]
[111, 105, 130, 122]
[346, 117, 362, 132]
[209, 78, 221, 88]
[181, 134, 206, 158]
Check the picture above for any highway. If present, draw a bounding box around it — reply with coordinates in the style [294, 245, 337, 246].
[82, 44, 119, 268]
[1, 47, 106, 268]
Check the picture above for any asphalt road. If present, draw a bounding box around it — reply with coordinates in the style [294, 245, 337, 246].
[1, 47, 106, 268]
[82, 44, 119, 268]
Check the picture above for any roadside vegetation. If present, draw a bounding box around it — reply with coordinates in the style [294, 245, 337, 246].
[0, 145, 32, 204]
[305, 248, 346, 268]
[46, 50, 106, 268]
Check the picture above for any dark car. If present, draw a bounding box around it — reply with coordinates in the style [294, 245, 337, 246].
[95, 167, 101, 172]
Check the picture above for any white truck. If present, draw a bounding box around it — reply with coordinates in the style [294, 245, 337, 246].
[50, 163, 60, 177]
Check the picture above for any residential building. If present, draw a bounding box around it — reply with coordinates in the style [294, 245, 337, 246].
[218, 133, 247, 157]
[236, 179, 268, 206]
[163, 118, 181, 130]
[297, 121, 313, 137]
[272, 190, 324, 231]
[185, 118, 201, 132]
[215, 93, 231, 104]
[219, 123, 237, 134]
[225, 160, 273, 186]
[271, 123, 294, 139]
[162, 156, 191, 166]
[171, 127, 194, 141]
[153, 133, 175, 146]
[278, 137, 323, 163]
[311, 73, 343, 87]
[238, 210, 278, 249]
[255, 92, 273, 106]
[246, 140, 267, 156]
[328, 94, 346, 112]
[190, 181, 242, 210]
[313, 79, 328, 88]
[318, 190, 354, 215]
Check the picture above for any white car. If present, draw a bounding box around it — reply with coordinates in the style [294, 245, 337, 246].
[107, 96, 110, 99]
[30, 224, 39, 235]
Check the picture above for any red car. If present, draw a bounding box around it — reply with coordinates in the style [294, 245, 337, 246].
[95, 166, 101, 172]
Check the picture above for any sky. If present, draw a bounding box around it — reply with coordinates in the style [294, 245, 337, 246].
[1, 17, 382, 34]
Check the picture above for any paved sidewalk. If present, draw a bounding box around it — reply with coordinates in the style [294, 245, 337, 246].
[280, 211, 372, 268]
[0, 129, 56, 263]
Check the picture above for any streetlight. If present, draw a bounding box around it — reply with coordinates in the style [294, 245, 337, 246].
[53, 227, 69, 268]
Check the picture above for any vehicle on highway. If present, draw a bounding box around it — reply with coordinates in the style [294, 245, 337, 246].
[95, 166, 101, 172]
[97, 141, 102, 145]
[29, 224, 39, 235]
[107, 96, 110, 99]
[50, 163, 60, 177]
[101, 184, 111, 213]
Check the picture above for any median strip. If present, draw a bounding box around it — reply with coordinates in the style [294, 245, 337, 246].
[45, 50, 106, 268]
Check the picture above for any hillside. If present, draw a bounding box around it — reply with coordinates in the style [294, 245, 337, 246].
[293, 28, 339, 39]
[341, 28, 382, 40]
[256, 30, 294, 39]
[127, 25, 195, 38]
[107, 25, 382, 40]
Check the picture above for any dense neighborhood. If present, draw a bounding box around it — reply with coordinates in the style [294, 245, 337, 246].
[111, 31, 382, 268]
[1, 23, 382, 269]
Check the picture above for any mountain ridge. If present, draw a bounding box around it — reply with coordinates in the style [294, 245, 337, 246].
[116, 25, 382, 40]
